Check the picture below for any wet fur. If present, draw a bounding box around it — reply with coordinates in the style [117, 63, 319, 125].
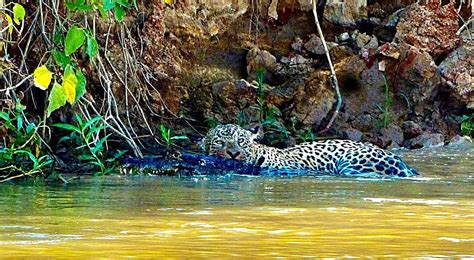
[200, 124, 419, 177]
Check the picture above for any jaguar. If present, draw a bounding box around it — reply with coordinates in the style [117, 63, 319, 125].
[200, 124, 419, 177]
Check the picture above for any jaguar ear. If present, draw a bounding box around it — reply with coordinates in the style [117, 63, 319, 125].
[247, 123, 264, 141]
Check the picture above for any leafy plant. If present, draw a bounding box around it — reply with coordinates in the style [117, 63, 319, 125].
[0, 102, 52, 181]
[160, 124, 189, 146]
[297, 128, 316, 143]
[53, 115, 122, 175]
[461, 115, 474, 137]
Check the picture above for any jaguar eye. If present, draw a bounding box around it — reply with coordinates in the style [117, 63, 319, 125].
[238, 138, 246, 144]
[214, 140, 224, 146]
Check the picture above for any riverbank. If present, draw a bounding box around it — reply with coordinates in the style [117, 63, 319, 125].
[0, 1, 473, 180]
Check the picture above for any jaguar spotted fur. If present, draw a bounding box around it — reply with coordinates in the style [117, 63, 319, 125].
[200, 124, 419, 177]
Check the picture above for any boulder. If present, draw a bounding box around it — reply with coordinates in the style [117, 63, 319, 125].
[448, 135, 473, 148]
[352, 114, 376, 132]
[438, 42, 474, 109]
[380, 124, 404, 146]
[290, 70, 336, 126]
[383, 43, 441, 114]
[351, 30, 378, 52]
[291, 37, 304, 52]
[304, 34, 337, 55]
[343, 128, 363, 142]
[402, 121, 423, 139]
[404, 132, 445, 149]
[395, 2, 459, 60]
[246, 47, 278, 80]
[324, 0, 367, 26]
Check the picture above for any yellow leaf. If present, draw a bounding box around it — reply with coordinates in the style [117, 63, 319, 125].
[5, 14, 13, 35]
[63, 65, 77, 104]
[33, 65, 52, 90]
[164, 0, 174, 4]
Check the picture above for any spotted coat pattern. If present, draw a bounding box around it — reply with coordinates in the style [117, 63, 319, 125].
[200, 124, 419, 177]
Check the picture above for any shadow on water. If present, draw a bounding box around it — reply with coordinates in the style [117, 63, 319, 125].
[0, 146, 473, 257]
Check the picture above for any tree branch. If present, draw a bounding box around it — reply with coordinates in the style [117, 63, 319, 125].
[311, 0, 342, 133]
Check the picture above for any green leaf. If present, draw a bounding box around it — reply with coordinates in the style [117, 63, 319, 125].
[5, 14, 13, 35]
[53, 123, 81, 133]
[77, 4, 94, 11]
[114, 5, 126, 22]
[17, 116, 23, 131]
[115, 0, 130, 8]
[26, 122, 36, 134]
[0, 112, 11, 122]
[131, 0, 138, 11]
[83, 116, 102, 130]
[74, 114, 84, 128]
[86, 35, 98, 59]
[103, 0, 115, 10]
[47, 82, 67, 117]
[64, 25, 86, 56]
[13, 3, 26, 25]
[79, 154, 96, 161]
[52, 50, 71, 69]
[53, 32, 64, 45]
[75, 69, 87, 103]
[97, 5, 108, 18]
[63, 65, 78, 104]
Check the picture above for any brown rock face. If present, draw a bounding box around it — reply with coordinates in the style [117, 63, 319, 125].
[395, 2, 459, 60]
[438, 41, 474, 109]
[290, 71, 336, 126]
[384, 43, 441, 114]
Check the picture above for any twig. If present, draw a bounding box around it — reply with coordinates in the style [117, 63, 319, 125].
[311, 0, 342, 133]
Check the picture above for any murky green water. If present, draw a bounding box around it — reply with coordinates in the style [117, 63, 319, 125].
[0, 147, 473, 257]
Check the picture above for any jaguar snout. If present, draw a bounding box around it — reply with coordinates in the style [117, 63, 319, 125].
[225, 149, 245, 160]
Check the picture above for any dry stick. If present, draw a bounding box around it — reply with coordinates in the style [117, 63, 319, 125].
[311, 0, 342, 133]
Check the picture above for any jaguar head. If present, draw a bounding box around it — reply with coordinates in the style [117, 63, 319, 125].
[199, 124, 263, 161]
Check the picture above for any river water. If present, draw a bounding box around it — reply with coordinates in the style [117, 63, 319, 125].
[0, 146, 473, 257]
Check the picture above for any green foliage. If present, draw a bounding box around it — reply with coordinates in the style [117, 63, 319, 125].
[460, 115, 474, 137]
[53, 115, 123, 175]
[205, 117, 220, 128]
[32, 0, 137, 117]
[160, 124, 189, 146]
[65, 25, 86, 56]
[47, 82, 67, 117]
[12, 3, 26, 25]
[0, 103, 52, 179]
[376, 75, 393, 129]
[297, 128, 316, 143]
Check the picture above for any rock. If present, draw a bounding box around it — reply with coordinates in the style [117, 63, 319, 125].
[277, 54, 313, 76]
[448, 135, 473, 147]
[304, 34, 337, 55]
[291, 37, 304, 52]
[352, 30, 378, 51]
[404, 133, 445, 149]
[402, 121, 423, 139]
[395, 2, 459, 60]
[324, 0, 367, 26]
[438, 42, 474, 109]
[352, 114, 376, 132]
[384, 43, 441, 114]
[290, 70, 336, 126]
[338, 32, 350, 42]
[343, 128, 363, 142]
[380, 124, 404, 145]
[246, 47, 277, 79]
